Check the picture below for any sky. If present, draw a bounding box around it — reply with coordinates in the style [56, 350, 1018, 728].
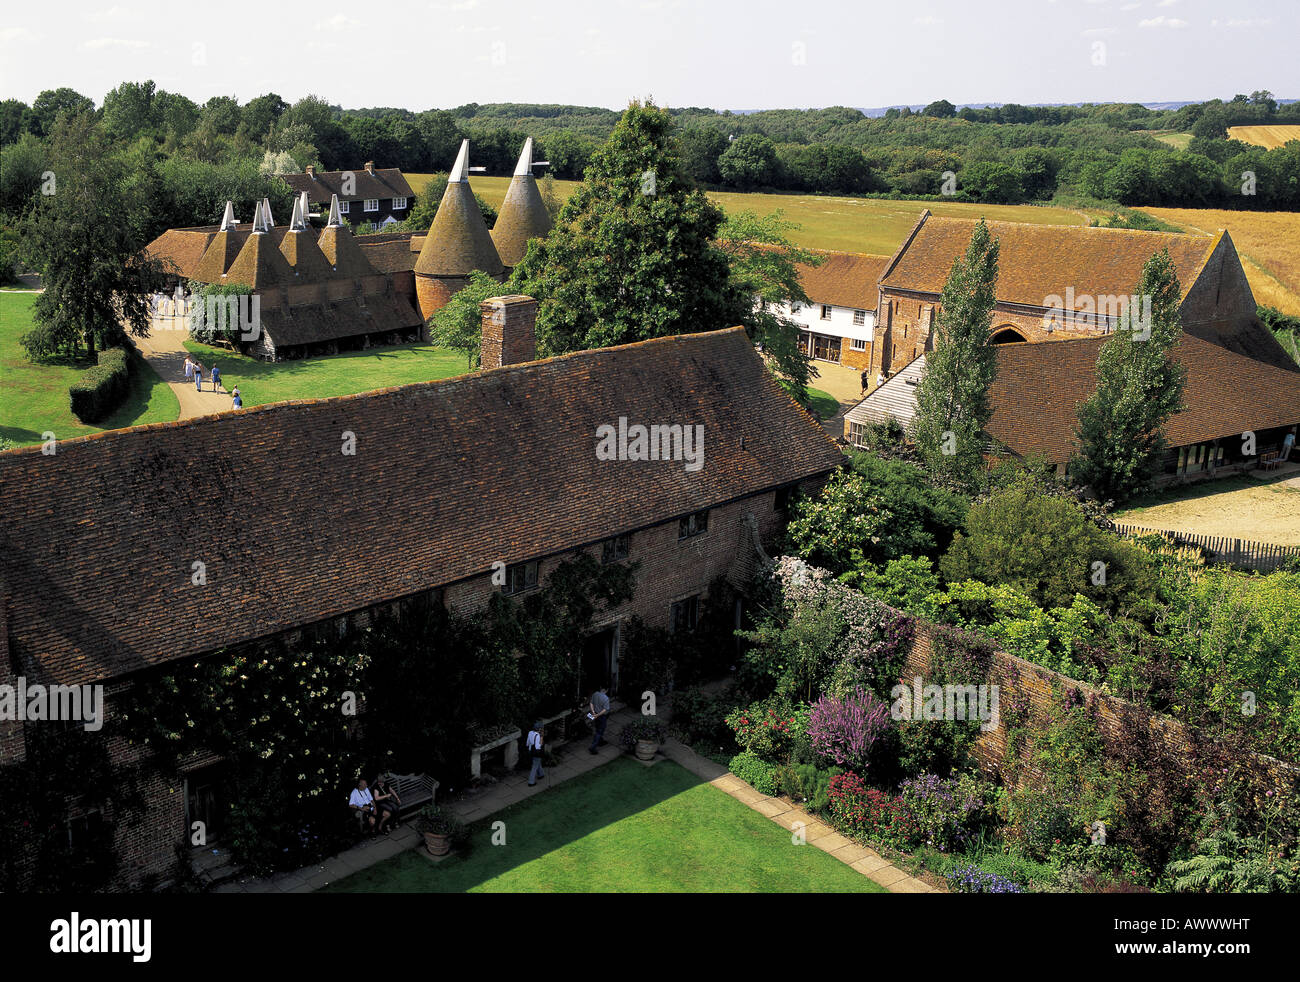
[1, 0, 1296, 112]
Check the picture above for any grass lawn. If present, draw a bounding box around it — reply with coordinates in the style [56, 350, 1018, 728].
[182, 339, 471, 409]
[414, 174, 1089, 257]
[324, 756, 885, 893]
[1114, 472, 1300, 546]
[804, 387, 839, 419]
[0, 291, 180, 447]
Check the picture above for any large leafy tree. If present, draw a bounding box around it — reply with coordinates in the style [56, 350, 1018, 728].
[911, 217, 1001, 483]
[510, 100, 739, 356]
[427, 269, 507, 369]
[20, 114, 167, 360]
[715, 209, 818, 394]
[1071, 249, 1187, 503]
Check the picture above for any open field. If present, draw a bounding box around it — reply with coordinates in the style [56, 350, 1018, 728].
[1114, 472, 1300, 546]
[182, 339, 470, 410]
[1227, 125, 1300, 150]
[324, 756, 885, 893]
[1144, 130, 1193, 150]
[0, 292, 180, 447]
[1139, 206, 1300, 316]
[410, 173, 1090, 256]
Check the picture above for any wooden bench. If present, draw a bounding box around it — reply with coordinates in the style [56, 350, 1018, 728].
[379, 772, 439, 815]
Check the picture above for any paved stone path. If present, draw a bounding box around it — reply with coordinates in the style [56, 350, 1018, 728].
[131, 313, 236, 421]
[217, 703, 938, 894]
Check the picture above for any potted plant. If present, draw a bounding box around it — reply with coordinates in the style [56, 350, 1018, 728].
[418, 805, 465, 857]
[621, 718, 668, 761]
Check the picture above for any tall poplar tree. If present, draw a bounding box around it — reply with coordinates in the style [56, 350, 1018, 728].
[1072, 250, 1187, 503]
[911, 218, 1001, 483]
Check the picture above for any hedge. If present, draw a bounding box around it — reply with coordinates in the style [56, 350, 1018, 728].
[68, 347, 130, 423]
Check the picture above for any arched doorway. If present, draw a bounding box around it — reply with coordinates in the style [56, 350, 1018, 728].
[991, 326, 1028, 344]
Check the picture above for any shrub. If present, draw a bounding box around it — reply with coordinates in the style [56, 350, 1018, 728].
[725, 698, 803, 762]
[669, 686, 735, 748]
[827, 771, 919, 848]
[774, 762, 843, 813]
[945, 863, 1025, 893]
[729, 751, 779, 795]
[68, 347, 130, 423]
[808, 686, 890, 772]
[898, 772, 1001, 853]
[619, 717, 668, 752]
[966, 848, 1060, 891]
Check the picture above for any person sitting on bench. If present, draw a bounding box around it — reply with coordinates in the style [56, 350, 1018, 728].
[349, 778, 377, 834]
[372, 775, 401, 834]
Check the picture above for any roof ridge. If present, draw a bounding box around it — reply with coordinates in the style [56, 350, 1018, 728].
[0, 328, 755, 454]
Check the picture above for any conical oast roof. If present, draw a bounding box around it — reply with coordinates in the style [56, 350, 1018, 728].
[317, 223, 376, 278]
[226, 206, 295, 289]
[192, 227, 249, 283]
[491, 139, 553, 266]
[279, 198, 334, 281]
[414, 140, 503, 278]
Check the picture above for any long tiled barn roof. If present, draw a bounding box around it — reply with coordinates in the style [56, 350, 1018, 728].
[880, 214, 1216, 308]
[0, 328, 843, 686]
[794, 250, 890, 311]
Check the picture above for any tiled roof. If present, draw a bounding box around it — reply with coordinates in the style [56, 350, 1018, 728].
[282, 167, 415, 204]
[844, 356, 926, 429]
[491, 174, 553, 267]
[224, 231, 295, 289]
[846, 335, 1300, 464]
[145, 229, 215, 279]
[190, 228, 250, 283]
[260, 292, 423, 348]
[881, 214, 1215, 309]
[414, 180, 504, 278]
[794, 249, 890, 311]
[318, 224, 377, 278]
[358, 236, 418, 274]
[0, 327, 843, 686]
[278, 227, 335, 282]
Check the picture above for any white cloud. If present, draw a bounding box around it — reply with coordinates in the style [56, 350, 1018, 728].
[0, 26, 36, 44]
[914, 15, 942, 27]
[1138, 15, 1187, 28]
[315, 13, 360, 32]
[1211, 18, 1273, 29]
[88, 5, 137, 21]
[80, 37, 149, 49]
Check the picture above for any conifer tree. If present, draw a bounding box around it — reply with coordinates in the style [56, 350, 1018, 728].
[1072, 250, 1187, 503]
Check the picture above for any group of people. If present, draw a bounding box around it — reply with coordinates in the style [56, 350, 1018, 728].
[348, 775, 403, 835]
[183, 355, 242, 409]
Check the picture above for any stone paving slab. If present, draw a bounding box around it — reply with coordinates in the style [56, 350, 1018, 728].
[751, 798, 792, 818]
[810, 831, 853, 854]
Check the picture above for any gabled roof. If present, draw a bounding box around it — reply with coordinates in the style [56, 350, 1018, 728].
[278, 201, 335, 282]
[146, 229, 215, 279]
[795, 250, 890, 311]
[0, 327, 843, 686]
[224, 224, 295, 288]
[846, 334, 1300, 464]
[880, 213, 1216, 309]
[491, 138, 553, 266]
[282, 167, 415, 204]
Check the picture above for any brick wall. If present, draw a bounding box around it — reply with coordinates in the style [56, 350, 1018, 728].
[899, 617, 1300, 794]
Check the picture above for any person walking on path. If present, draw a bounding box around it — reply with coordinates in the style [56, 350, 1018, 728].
[184, 356, 194, 382]
[231, 386, 243, 410]
[193, 361, 203, 392]
[527, 721, 546, 786]
[860, 369, 869, 395]
[210, 363, 222, 393]
[588, 684, 610, 755]
[1282, 427, 1297, 463]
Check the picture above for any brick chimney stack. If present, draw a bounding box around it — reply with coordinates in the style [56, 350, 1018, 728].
[480, 295, 538, 370]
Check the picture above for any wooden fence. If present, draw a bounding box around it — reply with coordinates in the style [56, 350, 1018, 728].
[1108, 522, 1300, 573]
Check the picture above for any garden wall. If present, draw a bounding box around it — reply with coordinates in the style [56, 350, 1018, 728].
[899, 615, 1300, 795]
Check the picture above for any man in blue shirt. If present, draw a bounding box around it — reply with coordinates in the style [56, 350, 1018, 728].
[588, 684, 610, 754]
[210, 364, 222, 393]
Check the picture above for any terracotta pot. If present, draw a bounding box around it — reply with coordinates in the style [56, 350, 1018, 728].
[424, 831, 451, 857]
[635, 738, 659, 761]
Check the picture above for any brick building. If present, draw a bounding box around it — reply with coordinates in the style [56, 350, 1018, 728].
[769, 249, 890, 373]
[0, 306, 842, 889]
[281, 162, 416, 231]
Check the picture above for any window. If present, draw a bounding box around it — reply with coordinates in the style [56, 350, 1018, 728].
[670, 596, 699, 633]
[364, 198, 379, 212]
[853, 309, 866, 326]
[820, 304, 833, 321]
[338, 200, 350, 214]
[678, 509, 709, 540]
[847, 422, 867, 447]
[391, 196, 408, 210]
[601, 534, 630, 564]
[850, 338, 867, 351]
[503, 560, 538, 595]
[774, 484, 798, 512]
